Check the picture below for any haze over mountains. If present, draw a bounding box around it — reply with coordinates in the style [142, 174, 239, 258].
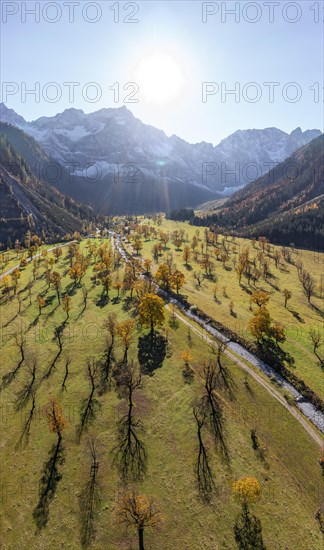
[0, 124, 96, 245]
[0, 103, 321, 214]
[190, 134, 324, 250]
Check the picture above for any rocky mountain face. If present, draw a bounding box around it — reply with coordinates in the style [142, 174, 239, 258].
[0, 124, 97, 245]
[197, 134, 324, 250]
[0, 103, 321, 214]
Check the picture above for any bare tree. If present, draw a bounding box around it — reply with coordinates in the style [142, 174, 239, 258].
[193, 271, 203, 288]
[283, 289, 292, 308]
[214, 340, 236, 398]
[33, 399, 67, 530]
[200, 362, 228, 459]
[309, 329, 324, 368]
[113, 362, 147, 482]
[43, 326, 64, 379]
[299, 269, 316, 304]
[116, 489, 162, 550]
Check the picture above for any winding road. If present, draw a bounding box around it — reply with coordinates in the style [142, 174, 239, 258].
[168, 305, 323, 447]
[111, 232, 324, 446]
[2, 234, 321, 446]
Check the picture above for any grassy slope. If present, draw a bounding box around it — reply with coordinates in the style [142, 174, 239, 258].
[137, 219, 324, 399]
[0, 243, 67, 274]
[0, 238, 323, 549]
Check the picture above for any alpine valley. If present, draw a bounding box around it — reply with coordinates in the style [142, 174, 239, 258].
[0, 103, 321, 216]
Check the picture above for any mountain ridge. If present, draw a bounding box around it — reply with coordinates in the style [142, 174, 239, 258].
[191, 134, 324, 250]
[0, 124, 97, 245]
[0, 103, 321, 215]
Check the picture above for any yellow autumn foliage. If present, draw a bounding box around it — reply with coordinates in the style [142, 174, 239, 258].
[233, 476, 261, 503]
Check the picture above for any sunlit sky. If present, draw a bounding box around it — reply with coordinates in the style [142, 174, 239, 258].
[1, 0, 323, 144]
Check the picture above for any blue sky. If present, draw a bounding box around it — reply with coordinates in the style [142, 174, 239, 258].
[1, 0, 323, 144]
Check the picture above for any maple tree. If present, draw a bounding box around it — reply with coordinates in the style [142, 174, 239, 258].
[155, 263, 171, 291]
[143, 258, 152, 273]
[271, 321, 286, 344]
[233, 476, 261, 504]
[283, 288, 292, 308]
[11, 268, 21, 295]
[45, 397, 67, 436]
[251, 291, 270, 308]
[1, 274, 11, 295]
[170, 269, 186, 294]
[62, 295, 72, 319]
[51, 271, 62, 304]
[182, 245, 191, 266]
[116, 490, 162, 550]
[37, 295, 46, 316]
[139, 293, 165, 338]
[248, 307, 272, 341]
[117, 319, 136, 363]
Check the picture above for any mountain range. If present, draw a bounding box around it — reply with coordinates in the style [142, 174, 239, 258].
[189, 134, 324, 250]
[0, 124, 97, 246]
[0, 103, 321, 214]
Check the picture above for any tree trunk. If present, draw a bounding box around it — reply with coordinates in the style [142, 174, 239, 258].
[138, 528, 144, 550]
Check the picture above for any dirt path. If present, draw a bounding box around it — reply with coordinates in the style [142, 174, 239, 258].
[0, 241, 76, 281]
[112, 231, 323, 446]
[167, 305, 323, 448]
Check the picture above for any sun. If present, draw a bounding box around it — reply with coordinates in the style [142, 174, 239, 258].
[137, 52, 184, 105]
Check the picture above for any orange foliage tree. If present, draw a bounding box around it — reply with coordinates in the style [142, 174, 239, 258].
[138, 293, 165, 338]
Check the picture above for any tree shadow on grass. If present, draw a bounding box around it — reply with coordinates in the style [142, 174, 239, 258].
[3, 310, 19, 327]
[243, 376, 254, 397]
[45, 294, 56, 307]
[33, 436, 64, 531]
[112, 362, 147, 483]
[27, 313, 41, 331]
[240, 285, 252, 295]
[288, 308, 304, 323]
[63, 283, 78, 297]
[193, 405, 215, 502]
[76, 361, 101, 443]
[113, 414, 147, 483]
[79, 437, 102, 548]
[122, 296, 133, 312]
[15, 392, 36, 450]
[95, 295, 109, 308]
[46, 306, 60, 319]
[259, 339, 295, 369]
[1, 337, 26, 390]
[310, 303, 324, 319]
[76, 305, 86, 320]
[137, 333, 167, 376]
[234, 504, 266, 550]
[14, 359, 37, 411]
[42, 327, 64, 380]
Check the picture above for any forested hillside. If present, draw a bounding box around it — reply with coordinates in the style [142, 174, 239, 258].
[0, 127, 98, 247]
[187, 135, 324, 249]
